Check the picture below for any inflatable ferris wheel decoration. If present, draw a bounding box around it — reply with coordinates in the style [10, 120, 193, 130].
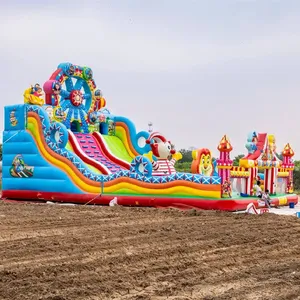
[43, 62, 103, 133]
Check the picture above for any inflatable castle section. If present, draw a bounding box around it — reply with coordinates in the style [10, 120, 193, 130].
[230, 132, 295, 201]
[1, 63, 297, 210]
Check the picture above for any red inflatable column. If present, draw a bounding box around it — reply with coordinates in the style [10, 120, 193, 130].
[216, 135, 233, 184]
[282, 143, 295, 193]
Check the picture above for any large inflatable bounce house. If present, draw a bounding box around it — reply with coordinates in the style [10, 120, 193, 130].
[1, 63, 298, 210]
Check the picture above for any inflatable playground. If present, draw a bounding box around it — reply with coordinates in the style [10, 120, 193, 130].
[1, 62, 298, 211]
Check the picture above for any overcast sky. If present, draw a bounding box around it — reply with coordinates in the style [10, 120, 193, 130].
[1, 0, 300, 159]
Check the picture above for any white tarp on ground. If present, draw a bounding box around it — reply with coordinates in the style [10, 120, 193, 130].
[237, 203, 300, 217]
[267, 204, 300, 216]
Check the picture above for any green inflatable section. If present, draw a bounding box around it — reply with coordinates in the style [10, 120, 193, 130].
[102, 135, 133, 163]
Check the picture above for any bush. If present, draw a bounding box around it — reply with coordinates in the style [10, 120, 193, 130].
[175, 161, 191, 173]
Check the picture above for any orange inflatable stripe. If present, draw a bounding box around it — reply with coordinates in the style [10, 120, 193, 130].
[115, 122, 139, 156]
[103, 176, 219, 191]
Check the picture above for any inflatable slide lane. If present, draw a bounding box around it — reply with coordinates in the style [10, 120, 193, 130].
[68, 132, 130, 174]
[93, 115, 151, 165]
[100, 134, 133, 163]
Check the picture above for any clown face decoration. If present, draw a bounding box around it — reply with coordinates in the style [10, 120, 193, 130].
[146, 132, 175, 159]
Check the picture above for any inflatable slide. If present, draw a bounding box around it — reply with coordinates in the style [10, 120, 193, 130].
[1, 63, 298, 211]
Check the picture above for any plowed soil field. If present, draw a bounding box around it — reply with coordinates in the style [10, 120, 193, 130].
[1, 201, 300, 300]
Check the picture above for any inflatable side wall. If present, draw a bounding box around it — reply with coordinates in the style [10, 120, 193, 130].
[3, 105, 82, 195]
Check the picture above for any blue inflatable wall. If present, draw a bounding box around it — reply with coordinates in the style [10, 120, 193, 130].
[2, 104, 82, 194]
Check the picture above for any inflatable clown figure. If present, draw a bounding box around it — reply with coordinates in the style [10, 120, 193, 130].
[144, 132, 182, 176]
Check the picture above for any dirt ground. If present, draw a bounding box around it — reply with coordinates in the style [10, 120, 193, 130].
[1, 202, 300, 300]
